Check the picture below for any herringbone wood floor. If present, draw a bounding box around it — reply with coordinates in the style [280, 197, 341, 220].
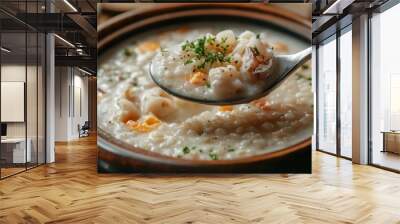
[0, 135, 399, 224]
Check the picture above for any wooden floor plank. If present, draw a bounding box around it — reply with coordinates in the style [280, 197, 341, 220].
[0, 135, 399, 224]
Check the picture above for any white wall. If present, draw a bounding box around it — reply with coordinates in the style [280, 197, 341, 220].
[1, 63, 46, 164]
[72, 73, 89, 138]
[1, 65, 26, 138]
[1, 65, 39, 138]
[54, 67, 89, 141]
[54, 67, 70, 141]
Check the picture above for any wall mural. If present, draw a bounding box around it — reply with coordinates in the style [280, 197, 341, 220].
[97, 3, 313, 173]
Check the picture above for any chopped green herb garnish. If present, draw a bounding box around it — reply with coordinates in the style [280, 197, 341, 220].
[206, 36, 216, 44]
[256, 33, 260, 39]
[130, 77, 138, 86]
[228, 148, 235, 152]
[206, 81, 211, 88]
[296, 73, 312, 82]
[220, 37, 227, 44]
[182, 146, 190, 154]
[180, 35, 232, 70]
[197, 63, 206, 70]
[124, 48, 132, 56]
[302, 64, 309, 70]
[182, 40, 195, 51]
[184, 59, 193, 65]
[209, 151, 218, 160]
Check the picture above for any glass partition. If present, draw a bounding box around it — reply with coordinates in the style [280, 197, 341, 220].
[27, 30, 38, 169]
[0, 1, 46, 179]
[339, 27, 352, 158]
[317, 35, 337, 154]
[1, 30, 28, 177]
[370, 3, 400, 171]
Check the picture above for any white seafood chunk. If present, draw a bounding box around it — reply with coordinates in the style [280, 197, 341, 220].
[241, 47, 273, 82]
[209, 65, 244, 98]
[216, 30, 236, 49]
[118, 98, 140, 123]
[238, 30, 256, 41]
[141, 88, 176, 119]
[142, 96, 176, 119]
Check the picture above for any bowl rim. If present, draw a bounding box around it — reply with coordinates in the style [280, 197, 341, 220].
[98, 128, 312, 167]
[97, 3, 312, 166]
[98, 3, 311, 52]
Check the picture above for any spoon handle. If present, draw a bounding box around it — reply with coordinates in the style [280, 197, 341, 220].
[292, 47, 312, 64]
[273, 47, 312, 81]
[279, 47, 311, 68]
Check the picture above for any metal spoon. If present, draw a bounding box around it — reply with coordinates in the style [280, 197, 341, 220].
[149, 47, 311, 105]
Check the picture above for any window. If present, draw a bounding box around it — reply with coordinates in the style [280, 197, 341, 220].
[339, 27, 352, 158]
[317, 35, 337, 154]
[370, 2, 400, 171]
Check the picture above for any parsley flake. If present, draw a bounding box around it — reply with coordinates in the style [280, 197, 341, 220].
[209, 151, 218, 160]
[124, 48, 132, 56]
[184, 59, 193, 65]
[180, 35, 233, 70]
[182, 146, 190, 154]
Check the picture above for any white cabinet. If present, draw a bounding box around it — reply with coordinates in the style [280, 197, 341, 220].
[1, 138, 32, 163]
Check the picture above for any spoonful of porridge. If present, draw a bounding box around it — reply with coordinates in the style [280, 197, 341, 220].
[149, 30, 311, 105]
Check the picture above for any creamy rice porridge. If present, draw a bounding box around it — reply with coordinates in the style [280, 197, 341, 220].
[151, 30, 274, 101]
[98, 23, 313, 160]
